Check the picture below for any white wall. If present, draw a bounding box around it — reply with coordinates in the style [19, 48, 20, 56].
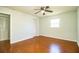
[77, 8, 79, 46]
[34, 18, 39, 36]
[39, 11, 77, 42]
[0, 7, 39, 43]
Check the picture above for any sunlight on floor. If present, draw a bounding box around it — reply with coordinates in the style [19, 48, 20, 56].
[49, 44, 61, 53]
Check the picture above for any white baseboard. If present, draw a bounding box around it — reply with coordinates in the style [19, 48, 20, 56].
[11, 34, 77, 44]
[10, 35, 35, 44]
[40, 34, 77, 42]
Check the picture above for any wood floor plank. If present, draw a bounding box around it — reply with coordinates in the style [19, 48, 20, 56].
[0, 40, 10, 53]
[10, 36, 79, 53]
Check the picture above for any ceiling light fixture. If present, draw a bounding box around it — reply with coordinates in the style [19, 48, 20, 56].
[34, 6, 53, 15]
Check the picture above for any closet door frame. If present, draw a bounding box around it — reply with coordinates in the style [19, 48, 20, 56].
[0, 13, 10, 41]
[0, 13, 10, 53]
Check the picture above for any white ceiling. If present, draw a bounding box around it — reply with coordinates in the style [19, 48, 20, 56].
[7, 6, 77, 18]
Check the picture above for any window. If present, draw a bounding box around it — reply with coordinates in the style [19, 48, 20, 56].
[50, 18, 60, 28]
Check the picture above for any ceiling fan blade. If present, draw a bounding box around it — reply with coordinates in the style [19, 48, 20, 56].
[46, 6, 49, 9]
[41, 6, 44, 10]
[45, 10, 53, 12]
[34, 10, 41, 14]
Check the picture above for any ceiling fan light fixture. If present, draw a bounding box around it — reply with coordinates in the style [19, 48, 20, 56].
[34, 6, 53, 15]
[41, 10, 45, 13]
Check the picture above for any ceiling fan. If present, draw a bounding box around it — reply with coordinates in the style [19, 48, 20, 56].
[34, 6, 53, 15]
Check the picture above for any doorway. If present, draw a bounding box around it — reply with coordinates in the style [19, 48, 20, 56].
[0, 13, 10, 52]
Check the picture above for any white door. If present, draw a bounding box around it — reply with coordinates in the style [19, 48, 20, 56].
[0, 13, 10, 52]
[0, 13, 10, 41]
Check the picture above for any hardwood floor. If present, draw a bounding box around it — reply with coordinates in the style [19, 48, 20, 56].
[10, 36, 79, 53]
[78, 47, 79, 52]
[0, 40, 10, 53]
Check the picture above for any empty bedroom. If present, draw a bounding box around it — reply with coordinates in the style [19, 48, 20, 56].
[0, 6, 79, 53]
